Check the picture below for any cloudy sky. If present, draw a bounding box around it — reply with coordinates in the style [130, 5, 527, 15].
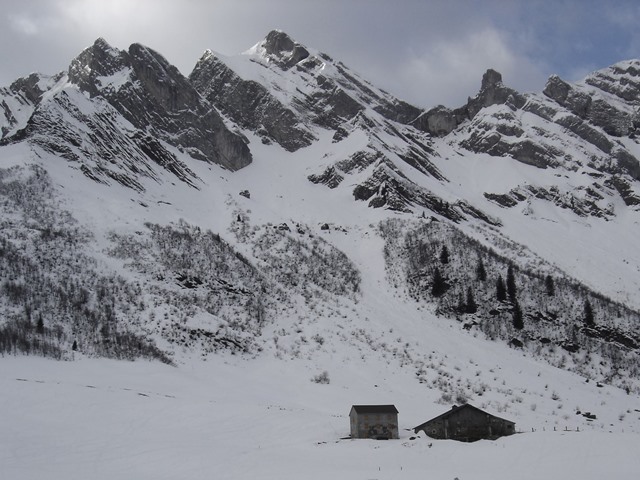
[1, 0, 639, 108]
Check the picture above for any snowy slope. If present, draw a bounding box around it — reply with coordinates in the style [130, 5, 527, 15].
[2, 31, 640, 479]
[3, 348, 640, 480]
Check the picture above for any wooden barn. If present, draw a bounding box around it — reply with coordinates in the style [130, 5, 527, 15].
[413, 404, 515, 442]
[349, 405, 399, 439]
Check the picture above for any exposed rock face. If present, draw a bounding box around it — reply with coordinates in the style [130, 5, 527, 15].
[2, 38, 256, 193]
[189, 50, 315, 152]
[9, 72, 56, 104]
[459, 102, 558, 169]
[542, 75, 574, 110]
[4, 32, 640, 226]
[412, 106, 457, 137]
[584, 60, 640, 103]
[189, 30, 423, 151]
[450, 62, 640, 189]
[484, 183, 616, 219]
[67, 38, 252, 171]
[1, 73, 62, 139]
[459, 68, 526, 120]
[7, 85, 199, 191]
[262, 30, 310, 69]
[412, 68, 525, 137]
[543, 74, 634, 137]
[605, 176, 640, 205]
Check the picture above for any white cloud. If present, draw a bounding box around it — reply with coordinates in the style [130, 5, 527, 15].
[8, 14, 40, 36]
[391, 28, 548, 108]
[0, 0, 633, 108]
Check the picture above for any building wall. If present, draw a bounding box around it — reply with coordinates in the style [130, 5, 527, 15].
[420, 409, 514, 441]
[350, 412, 399, 439]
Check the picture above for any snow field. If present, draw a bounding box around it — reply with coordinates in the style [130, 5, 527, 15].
[2, 356, 640, 480]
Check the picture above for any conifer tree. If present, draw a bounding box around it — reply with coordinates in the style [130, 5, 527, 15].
[431, 267, 447, 297]
[465, 287, 477, 314]
[545, 275, 555, 297]
[506, 264, 517, 302]
[512, 300, 524, 330]
[439, 245, 449, 265]
[496, 275, 507, 302]
[584, 299, 595, 327]
[476, 257, 487, 281]
[457, 292, 466, 313]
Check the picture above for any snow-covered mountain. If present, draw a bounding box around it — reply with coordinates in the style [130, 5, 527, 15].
[2, 30, 640, 479]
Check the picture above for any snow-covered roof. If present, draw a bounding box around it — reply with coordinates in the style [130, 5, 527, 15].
[350, 405, 399, 415]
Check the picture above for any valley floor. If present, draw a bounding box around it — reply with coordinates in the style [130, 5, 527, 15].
[2, 356, 639, 480]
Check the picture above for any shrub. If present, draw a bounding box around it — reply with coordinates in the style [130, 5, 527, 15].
[312, 370, 330, 384]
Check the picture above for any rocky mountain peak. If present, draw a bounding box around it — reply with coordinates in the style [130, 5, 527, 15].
[263, 30, 295, 54]
[9, 72, 57, 104]
[481, 68, 503, 90]
[413, 69, 522, 137]
[465, 68, 524, 118]
[260, 29, 310, 69]
[127, 42, 200, 112]
[542, 74, 571, 104]
[68, 38, 129, 96]
[6, 37, 252, 176]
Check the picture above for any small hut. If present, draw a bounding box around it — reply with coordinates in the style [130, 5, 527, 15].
[413, 404, 515, 442]
[349, 404, 399, 439]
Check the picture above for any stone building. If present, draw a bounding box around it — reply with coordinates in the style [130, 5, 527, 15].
[349, 405, 399, 439]
[413, 404, 515, 442]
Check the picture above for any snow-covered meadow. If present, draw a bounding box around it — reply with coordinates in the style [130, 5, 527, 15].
[3, 351, 640, 480]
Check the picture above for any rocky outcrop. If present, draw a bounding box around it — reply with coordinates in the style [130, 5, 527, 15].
[68, 38, 251, 171]
[605, 176, 640, 206]
[543, 75, 591, 116]
[447, 62, 640, 193]
[484, 183, 616, 219]
[584, 60, 640, 103]
[461, 69, 526, 120]
[459, 104, 559, 169]
[412, 68, 525, 137]
[191, 30, 424, 144]
[9, 86, 199, 191]
[411, 105, 457, 137]
[1, 73, 62, 139]
[340, 156, 499, 225]
[189, 50, 315, 152]
[9, 72, 60, 104]
[261, 30, 311, 70]
[544, 74, 635, 137]
[2, 38, 257, 192]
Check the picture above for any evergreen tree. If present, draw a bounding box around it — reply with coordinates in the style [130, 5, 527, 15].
[36, 314, 44, 335]
[72, 340, 78, 351]
[506, 264, 517, 302]
[512, 300, 524, 330]
[456, 292, 466, 313]
[431, 267, 447, 297]
[584, 299, 595, 327]
[439, 245, 449, 265]
[545, 274, 555, 297]
[496, 275, 507, 302]
[465, 287, 477, 314]
[476, 257, 487, 282]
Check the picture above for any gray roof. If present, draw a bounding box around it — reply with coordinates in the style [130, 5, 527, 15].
[413, 403, 514, 431]
[350, 404, 398, 414]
